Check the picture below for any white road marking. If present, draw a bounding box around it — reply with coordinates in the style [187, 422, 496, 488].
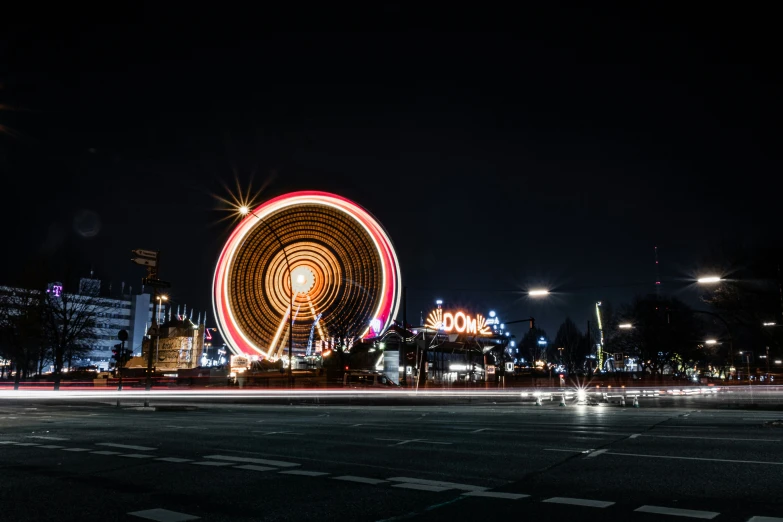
[61, 448, 91, 452]
[0, 441, 18, 445]
[27, 435, 69, 441]
[234, 464, 277, 472]
[128, 508, 200, 521]
[156, 457, 192, 463]
[587, 449, 608, 458]
[630, 434, 641, 439]
[607, 451, 783, 466]
[462, 491, 529, 500]
[203, 455, 299, 468]
[387, 477, 487, 492]
[13, 443, 40, 446]
[192, 461, 234, 467]
[375, 438, 452, 446]
[251, 431, 303, 436]
[165, 426, 207, 430]
[92, 451, 122, 455]
[543, 497, 615, 508]
[349, 424, 363, 427]
[120, 454, 155, 459]
[471, 428, 489, 433]
[747, 517, 783, 522]
[38, 445, 64, 449]
[393, 483, 450, 492]
[638, 435, 780, 442]
[279, 470, 329, 477]
[634, 505, 719, 519]
[333, 475, 387, 485]
[544, 448, 591, 453]
[96, 443, 156, 451]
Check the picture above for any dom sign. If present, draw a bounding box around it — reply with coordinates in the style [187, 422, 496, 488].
[426, 309, 492, 336]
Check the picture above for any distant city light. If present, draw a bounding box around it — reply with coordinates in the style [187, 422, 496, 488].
[619, 323, 633, 329]
[697, 276, 722, 284]
[436, 299, 443, 305]
[705, 339, 718, 345]
[529, 289, 550, 297]
[763, 322, 776, 326]
[489, 310, 496, 317]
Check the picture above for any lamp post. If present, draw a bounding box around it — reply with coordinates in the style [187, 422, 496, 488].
[239, 205, 294, 387]
[155, 295, 168, 365]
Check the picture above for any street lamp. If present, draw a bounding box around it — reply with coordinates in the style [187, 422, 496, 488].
[618, 323, 633, 329]
[238, 204, 294, 386]
[529, 289, 550, 297]
[697, 276, 723, 284]
[705, 339, 718, 345]
[155, 295, 168, 364]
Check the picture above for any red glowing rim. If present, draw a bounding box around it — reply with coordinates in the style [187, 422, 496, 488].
[212, 191, 401, 357]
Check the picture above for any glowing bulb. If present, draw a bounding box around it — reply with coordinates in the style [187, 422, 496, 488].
[238, 206, 250, 215]
[296, 275, 306, 285]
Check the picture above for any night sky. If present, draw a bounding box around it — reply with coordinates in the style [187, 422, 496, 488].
[1, 7, 780, 340]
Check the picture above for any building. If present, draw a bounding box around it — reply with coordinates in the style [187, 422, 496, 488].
[135, 313, 205, 372]
[0, 277, 154, 372]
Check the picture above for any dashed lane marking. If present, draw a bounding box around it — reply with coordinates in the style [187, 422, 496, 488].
[13, 443, 40, 446]
[92, 451, 122, 455]
[120, 454, 155, 459]
[27, 435, 69, 441]
[543, 497, 614, 508]
[636, 435, 781, 442]
[61, 448, 91, 452]
[38, 445, 64, 449]
[544, 448, 591, 453]
[96, 443, 156, 451]
[333, 475, 388, 485]
[128, 508, 200, 522]
[635, 505, 719, 519]
[279, 470, 329, 477]
[393, 483, 450, 492]
[192, 461, 234, 467]
[156, 457, 193, 463]
[747, 517, 783, 522]
[375, 438, 452, 446]
[203, 455, 300, 468]
[234, 465, 277, 472]
[387, 477, 487, 492]
[462, 492, 529, 500]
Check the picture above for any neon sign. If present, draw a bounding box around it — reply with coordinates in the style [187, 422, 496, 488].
[426, 309, 492, 336]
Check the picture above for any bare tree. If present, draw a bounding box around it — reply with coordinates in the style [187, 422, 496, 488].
[0, 288, 47, 389]
[41, 291, 101, 390]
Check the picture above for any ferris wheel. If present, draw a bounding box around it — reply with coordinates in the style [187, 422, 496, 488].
[212, 191, 402, 359]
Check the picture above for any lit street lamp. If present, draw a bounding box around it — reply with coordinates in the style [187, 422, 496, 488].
[697, 276, 723, 284]
[705, 339, 718, 345]
[529, 289, 550, 297]
[618, 323, 633, 329]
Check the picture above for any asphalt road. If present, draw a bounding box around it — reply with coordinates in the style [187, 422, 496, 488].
[1, 399, 782, 522]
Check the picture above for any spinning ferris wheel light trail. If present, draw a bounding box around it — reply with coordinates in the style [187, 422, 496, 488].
[213, 191, 402, 360]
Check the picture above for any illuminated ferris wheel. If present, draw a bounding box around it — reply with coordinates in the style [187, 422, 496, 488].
[212, 191, 402, 359]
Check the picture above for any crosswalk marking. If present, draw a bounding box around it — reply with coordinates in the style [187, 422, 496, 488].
[387, 477, 487, 492]
[634, 505, 719, 519]
[234, 464, 277, 472]
[544, 497, 614, 508]
[93, 451, 123, 455]
[203, 455, 299, 468]
[279, 470, 329, 477]
[333, 475, 387, 485]
[38, 445, 64, 449]
[393, 483, 450, 492]
[61, 448, 91, 452]
[192, 461, 234, 467]
[747, 517, 783, 522]
[120, 454, 155, 459]
[156, 457, 193, 463]
[96, 443, 156, 451]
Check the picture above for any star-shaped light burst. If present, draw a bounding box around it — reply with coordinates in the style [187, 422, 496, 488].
[213, 174, 275, 226]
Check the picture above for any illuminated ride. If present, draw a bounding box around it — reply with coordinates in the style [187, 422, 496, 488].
[213, 191, 402, 360]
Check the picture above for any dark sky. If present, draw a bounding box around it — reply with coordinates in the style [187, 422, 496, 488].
[1, 6, 780, 340]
